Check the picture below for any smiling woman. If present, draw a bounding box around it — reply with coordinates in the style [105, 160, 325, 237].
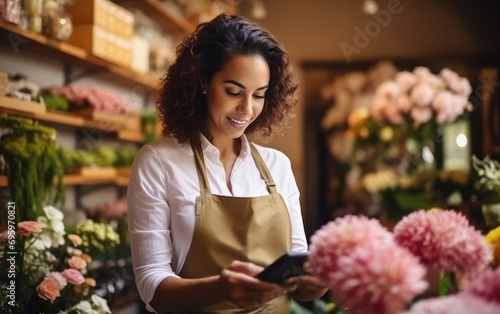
[127, 14, 327, 314]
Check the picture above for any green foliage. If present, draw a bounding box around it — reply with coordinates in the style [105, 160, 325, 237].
[114, 146, 137, 167]
[0, 115, 65, 221]
[75, 220, 120, 256]
[472, 155, 500, 204]
[38, 93, 70, 111]
[91, 146, 117, 167]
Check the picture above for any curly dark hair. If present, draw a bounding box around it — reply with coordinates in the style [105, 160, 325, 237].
[156, 14, 298, 144]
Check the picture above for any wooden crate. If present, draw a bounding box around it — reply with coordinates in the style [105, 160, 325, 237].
[0, 96, 46, 114]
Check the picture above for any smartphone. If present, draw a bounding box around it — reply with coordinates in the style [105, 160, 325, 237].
[256, 252, 309, 284]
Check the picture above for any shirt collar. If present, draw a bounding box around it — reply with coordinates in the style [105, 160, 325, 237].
[183, 133, 251, 159]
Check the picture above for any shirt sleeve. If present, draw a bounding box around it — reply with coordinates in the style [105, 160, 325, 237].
[127, 144, 179, 313]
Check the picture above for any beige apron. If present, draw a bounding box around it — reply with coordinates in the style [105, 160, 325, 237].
[177, 141, 292, 313]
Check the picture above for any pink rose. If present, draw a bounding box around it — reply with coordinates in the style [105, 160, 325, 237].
[375, 81, 401, 101]
[395, 71, 417, 93]
[432, 91, 454, 123]
[63, 268, 85, 285]
[18, 221, 42, 236]
[411, 84, 434, 107]
[68, 256, 87, 270]
[411, 106, 432, 126]
[36, 277, 61, 303]
[46, 272, 67, 290]
[396, 95, 412, 113]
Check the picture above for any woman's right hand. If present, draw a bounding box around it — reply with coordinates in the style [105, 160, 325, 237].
[217, 260, 286, 309]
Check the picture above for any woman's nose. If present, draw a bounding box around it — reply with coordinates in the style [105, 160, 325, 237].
[237, 96, 253, 115]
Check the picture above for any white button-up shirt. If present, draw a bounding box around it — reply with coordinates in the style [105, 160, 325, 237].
[127, 134, 308, 312]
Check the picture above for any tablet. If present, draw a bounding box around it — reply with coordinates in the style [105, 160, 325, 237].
[256, 252, 308, 284]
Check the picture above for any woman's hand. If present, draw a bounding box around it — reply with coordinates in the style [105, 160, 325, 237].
[284, 275, 328, 302]
[217, 260, 286, 309]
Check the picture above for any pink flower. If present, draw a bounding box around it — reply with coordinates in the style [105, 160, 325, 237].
[307, 215, 393, 281]
[36, 277, 61, 303]
[394, 209, 492, 275]
[411, 106, 432, 126]
[395, 71, 417, 93]
[329, 242, 428, 314]
[68, 234, 82, 247]
[464, 267, 500, 305]
[46, 272, 67, 290]
[68, 255, 87, 270]
[375, 81, 401, 101]
[396, 95, 412, 112]
[411, 84, 434, 107]
[406, 295, 500, 314]
[18, 221, 42, 236]
[62, 268, 85, 285]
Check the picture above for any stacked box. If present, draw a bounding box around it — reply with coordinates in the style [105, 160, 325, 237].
[66, 0, 134, 68]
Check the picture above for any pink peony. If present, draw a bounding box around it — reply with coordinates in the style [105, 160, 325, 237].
[410, 84, 434, 107]
[410, 106, 432, 126]
[36, 277, 61, 303]
[329, 242, 428, 314]
[18, 221, 42, 236]
[464, 267, 500, 304]
[395, 71, 417, 93]
[394, 209, 492, 275]
[62, 268, 85, 285]
[432, 91, 454, 123]
[307, 215, 393, 282]
[405, 294, 500, 314]
[46, 272, 67, 290]
[68, 255, 87, 270]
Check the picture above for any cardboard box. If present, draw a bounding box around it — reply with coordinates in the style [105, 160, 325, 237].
[68, 25, 132, 68]
[65, 0, 134, 39]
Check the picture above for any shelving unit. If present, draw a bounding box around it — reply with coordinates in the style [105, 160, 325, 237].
[0, 172, 130, 187]
[0, 20, 159, 90]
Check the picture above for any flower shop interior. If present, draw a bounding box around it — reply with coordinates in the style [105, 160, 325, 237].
[1, 0, 500, 313]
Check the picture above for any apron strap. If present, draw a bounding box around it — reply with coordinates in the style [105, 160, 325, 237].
[191, 141, 211, 196]
[249, 143, 279, 194]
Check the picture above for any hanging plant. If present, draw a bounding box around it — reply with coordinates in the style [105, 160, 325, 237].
[0, 115, 65, 222]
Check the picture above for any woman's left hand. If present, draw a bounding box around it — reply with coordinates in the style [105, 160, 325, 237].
[283, 275, 328, 302]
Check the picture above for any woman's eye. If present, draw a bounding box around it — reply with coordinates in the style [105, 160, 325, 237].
[253, 95, 265, 100]
[226, 91, 239, 97]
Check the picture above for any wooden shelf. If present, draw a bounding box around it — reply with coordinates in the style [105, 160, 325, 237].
[0, 168, 131, 187]
[0, 20, 159, 90]
[0, 100, 144, 143]
[119, 0, 196, 35]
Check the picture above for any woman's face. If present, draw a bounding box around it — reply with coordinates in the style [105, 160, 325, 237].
[204, 54, 270, 142]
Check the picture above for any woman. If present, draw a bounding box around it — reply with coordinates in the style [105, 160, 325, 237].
[128, 14, 327, 313]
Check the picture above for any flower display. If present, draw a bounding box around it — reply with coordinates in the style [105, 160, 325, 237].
[393, 209, 492, 276]
[309, 209, 497, 314]
[0, 205, 119, 313]
[307, 215, 427, 314]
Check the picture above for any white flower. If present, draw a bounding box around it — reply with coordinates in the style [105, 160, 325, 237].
[43, 205, 64, 221]
[73, 300, 97, 314]
[50, 220, 65, 234]
[91, 295, 111, 314]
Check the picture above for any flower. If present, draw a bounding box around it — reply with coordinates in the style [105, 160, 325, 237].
[68, 256, 87, 270]
[17, 221, 42, 236]
[68, 234, 83, 246]
[394, 209, 492, 275]
[329, 242, 428, 314]
[485, 226, 500, 266]
[36, 277, 61, 303]
[63, 268, 85, 285]
[91, 294, 111, 314]
[464, 267, 500, 305]
[46, 272, 68, 290]
[405, 295, 500, 314]
[307, 215, 393, 279]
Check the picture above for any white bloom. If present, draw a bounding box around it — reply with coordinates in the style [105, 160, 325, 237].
[43, 205, 64, 221]
[410, 84, 434, 107]
[37, 216, 48, 229]
[73, 300, 97, 314]
[50, 220, 65, 234]
[91, 294, 111, 314]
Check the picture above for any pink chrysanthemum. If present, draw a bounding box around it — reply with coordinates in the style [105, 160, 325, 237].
[405, 295, 500, 314]
[307, 215, 393, 280]
[464, 267, 500, 305]
[394, 209, 492, 275]
[328, 242, 428, 314]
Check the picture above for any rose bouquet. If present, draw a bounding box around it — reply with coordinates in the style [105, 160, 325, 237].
[0, 205, 120, 314]
[306, 209, 496, 314]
